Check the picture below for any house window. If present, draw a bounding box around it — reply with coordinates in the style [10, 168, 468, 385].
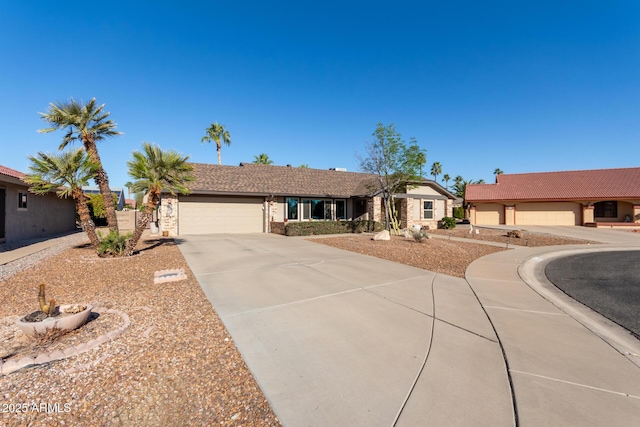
[594, 201, 617, 218]
[423, 200, 434, 219]
[18, 192, 27, 209]
[286, 198, 299, 220]
[302, 199, 333, 220]
[335, 200, 346, 220]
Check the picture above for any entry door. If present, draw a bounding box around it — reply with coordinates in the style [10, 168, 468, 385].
[0, 188, 5, 240]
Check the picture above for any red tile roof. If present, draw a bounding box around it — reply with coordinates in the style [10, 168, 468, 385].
[188, 163, 379, 198]
[467, 167, 640, 202]
[0, 164, 25, 180]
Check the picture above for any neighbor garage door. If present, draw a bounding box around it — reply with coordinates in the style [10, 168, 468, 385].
[515, 202, 581, 226]
[474, 203, 504, 225]
[178, 196, 264, 234]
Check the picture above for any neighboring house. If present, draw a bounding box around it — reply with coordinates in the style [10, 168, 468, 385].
[159, 163, 456, 235]
[82, 187, 126, 210]
[466, 167, 640, 227]
[0, 164, 76, 245]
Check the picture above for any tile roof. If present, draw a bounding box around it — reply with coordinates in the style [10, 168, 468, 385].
[187, 163, 379, 198]
[467, 167, 640, 202]
[0, 164, 25, 180]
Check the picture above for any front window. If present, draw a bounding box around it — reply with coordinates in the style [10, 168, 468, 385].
[594, 201, 617, 218]
[302, 199, 334, 220]
[18, 192, 27, 209]
[286, 198, 299, 220]
[423, 200, 433, 219]
[335, 200, 346, 220]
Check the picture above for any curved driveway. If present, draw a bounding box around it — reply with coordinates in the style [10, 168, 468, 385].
[179, 228, 640, 426]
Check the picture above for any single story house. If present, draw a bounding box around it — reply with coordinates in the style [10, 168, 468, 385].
[0, 164, 77, 245]
[466, 167, 640, 227]
[159, 163, 457, 235]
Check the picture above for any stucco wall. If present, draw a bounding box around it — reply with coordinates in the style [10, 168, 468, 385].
[1, 182, 76, 243]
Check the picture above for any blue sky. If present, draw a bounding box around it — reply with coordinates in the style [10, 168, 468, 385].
[1, 1, 639, 190]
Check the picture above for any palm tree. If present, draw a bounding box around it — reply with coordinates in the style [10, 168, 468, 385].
[123, 142, 194, 256]
[416, 151, 427, 178]
[23, 149, 101, 248]
[38, 98, 121, 231]
[494, 168, 503, 176]
[124, 181, 133, 198]
[299, 164, 309, 168]
[201, 122, 231, 165]
[430, 162, 442, 182]
[253, 153, 273, 164]
[442, 173, 451, 190]
[454, 175, 463, 186]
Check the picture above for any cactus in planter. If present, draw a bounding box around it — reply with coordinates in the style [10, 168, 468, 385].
[38, 284, 57, 316]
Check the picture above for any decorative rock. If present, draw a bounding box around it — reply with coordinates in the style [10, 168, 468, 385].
[18, 357, 35, 368]
[49, 350, 66, 361]
[63, 347, 77, 357]
[373, 230, 391, 241]
[34, 354, 51, 364]
[507, 230, 523, 238]
[95, 335, 108, 345]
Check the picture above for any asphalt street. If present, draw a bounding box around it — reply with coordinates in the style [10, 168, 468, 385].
[545, 250, 640, 338]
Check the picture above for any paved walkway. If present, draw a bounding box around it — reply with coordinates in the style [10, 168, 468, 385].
[178, 228, 640, 426]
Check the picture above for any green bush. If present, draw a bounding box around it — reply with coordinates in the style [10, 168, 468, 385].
[440, 216, 456, 229]
[98, 230, 132, 257]
[284, 220, 383, 236]
[453, 206, 464, 219]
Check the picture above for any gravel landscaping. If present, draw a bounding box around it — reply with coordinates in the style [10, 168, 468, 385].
[308, 227, 596, 278]
[0, 234, 279, 427]
[0, 226, 596, 426]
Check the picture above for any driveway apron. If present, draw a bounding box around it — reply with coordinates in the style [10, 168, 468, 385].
[178, 234, 513, 427]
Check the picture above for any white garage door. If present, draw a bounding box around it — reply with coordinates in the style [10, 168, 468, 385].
[474, 203, 504, 225]
[178, 196, 264, 234]
[515, 202, 581, 226]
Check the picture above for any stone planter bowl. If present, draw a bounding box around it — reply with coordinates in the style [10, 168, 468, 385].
[16, 304, 93, 337]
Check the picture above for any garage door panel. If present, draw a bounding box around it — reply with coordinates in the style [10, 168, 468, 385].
[475, 203, 504, 225]
[179, 196, 263, 234]
[515, 202, 580, 226]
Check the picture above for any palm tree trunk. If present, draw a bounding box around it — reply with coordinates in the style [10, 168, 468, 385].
[123, 192, 158, 256]
[73, 190, 100, 248]
[217, 144, 222, 165]
[83, 138, 118, 231]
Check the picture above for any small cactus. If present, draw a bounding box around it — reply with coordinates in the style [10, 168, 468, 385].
[38, 284, 57, 316]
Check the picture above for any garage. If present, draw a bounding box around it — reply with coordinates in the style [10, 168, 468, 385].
[474, 203, 504, 225]
[178, 196, 264, 234]
[515, 202, 581, 226]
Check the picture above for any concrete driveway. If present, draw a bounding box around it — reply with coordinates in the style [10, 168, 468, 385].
[178, 231, 640, 426]
[178, 234, 512, 426]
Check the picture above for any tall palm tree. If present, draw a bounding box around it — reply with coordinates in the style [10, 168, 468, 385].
[123, 142, 194, 256]
[494, 168, 504, 176]
[38, 98, 121, 231]
[23, 149, 101, 248]
[253, 153, 273, 164]
[430, 162, 442, 182]
[442, 173, 451, 190]
[201, 122, 231, 165]
[416, 151, 427, 178]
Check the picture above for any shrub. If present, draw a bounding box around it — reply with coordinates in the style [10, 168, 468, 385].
[440, 216, 456, 229]
[453, 206, 464, 219]
[412, 230, 429, 242]
[98, 230, 132, 257]
[284, 220, 383, 237]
